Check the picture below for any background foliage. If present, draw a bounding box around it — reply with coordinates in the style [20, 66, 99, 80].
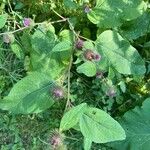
[0, 0, 150, 149]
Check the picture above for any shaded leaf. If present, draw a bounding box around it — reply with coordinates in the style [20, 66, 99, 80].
[31, 29, 56, 54]
[120, 11, 150, 40]
[31, 29, 69, 79]
[109, 98, 150, 150]
[63, 0, 78, 9]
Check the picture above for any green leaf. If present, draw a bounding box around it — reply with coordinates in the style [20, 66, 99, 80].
[52, 41, 72, 52]
[84, 138, 92, 150]
[59, 29, 74, 43]
[31, 29, 69, 79]
[30, 51, 67, 79]
[60, 103, 87, 131]
[120, 11, 150, 40]
[31, 29, 56, 54]
[87, 0, 146, 28]
[109, 98, 150, 150]
[0, 72, 54, 114]
[0, 14, 8, 29]
[96, 30, 146, 75]
[63, 0, 78, 9]
[14, 2, 24, 10]
[77, 61, 96, 77]
[20, 32, 32, 53]
[79, 107, 126, 143]
[118, 81, 126, 93]
[10, 42, 24, 59]
[83, 41, 95, 50]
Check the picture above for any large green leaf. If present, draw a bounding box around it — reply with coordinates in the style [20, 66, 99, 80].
[31, 29, 69, 79]
[109, 98, 150, 150]
[79, 107, 126, 143]
[0, 72, 54, 114]
[77, 61, 96, 77]
[87, 0, 146, 28]
[0, 14, 8, 29]
[96, 30, 146, 75]
[120, 11, 150, 40]
[60, 103, 87, 131]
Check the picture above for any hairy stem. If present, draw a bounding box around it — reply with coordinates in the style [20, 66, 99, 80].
[64, 56, 73, 112]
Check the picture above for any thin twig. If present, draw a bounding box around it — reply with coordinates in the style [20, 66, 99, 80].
[64, 56, 73, 112]
[67, 18, 78, 38]
[0, 26, 29, 36]
[38, 137, 51, 145]
[0, 19, 67, 36]
[52, 9, 66, 20]
[79, 35, 95, 43]
[7, 0, 16, 29]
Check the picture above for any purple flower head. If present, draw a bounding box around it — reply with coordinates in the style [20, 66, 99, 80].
[96, 71, 103, 79]
[51, 135, 62, 148]
[23, 18, 32, 27]
[94, 53, 101, 61]
[52, 86, 64, 100]
[84, 6, 91, 13]
[84, 49, 95, 61]
[50, 129, 64, 149]
[75, 39, 84, 49]
[106, 88, 116, 98]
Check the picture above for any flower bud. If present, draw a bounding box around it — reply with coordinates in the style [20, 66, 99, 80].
[52, 86, 65, 100]
[94, 53, 101, 61]
[96, 71, 103, 79]
[84, 6, 91, 13]
[75, 39, 84, 49]
[106, 88, 116, 98]
[3, 33, 15, 44]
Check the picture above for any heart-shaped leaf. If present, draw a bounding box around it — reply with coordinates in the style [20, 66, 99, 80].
[96, 30, 146, 75]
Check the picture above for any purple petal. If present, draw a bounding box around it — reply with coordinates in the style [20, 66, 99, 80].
[23, 18, 32, 27]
